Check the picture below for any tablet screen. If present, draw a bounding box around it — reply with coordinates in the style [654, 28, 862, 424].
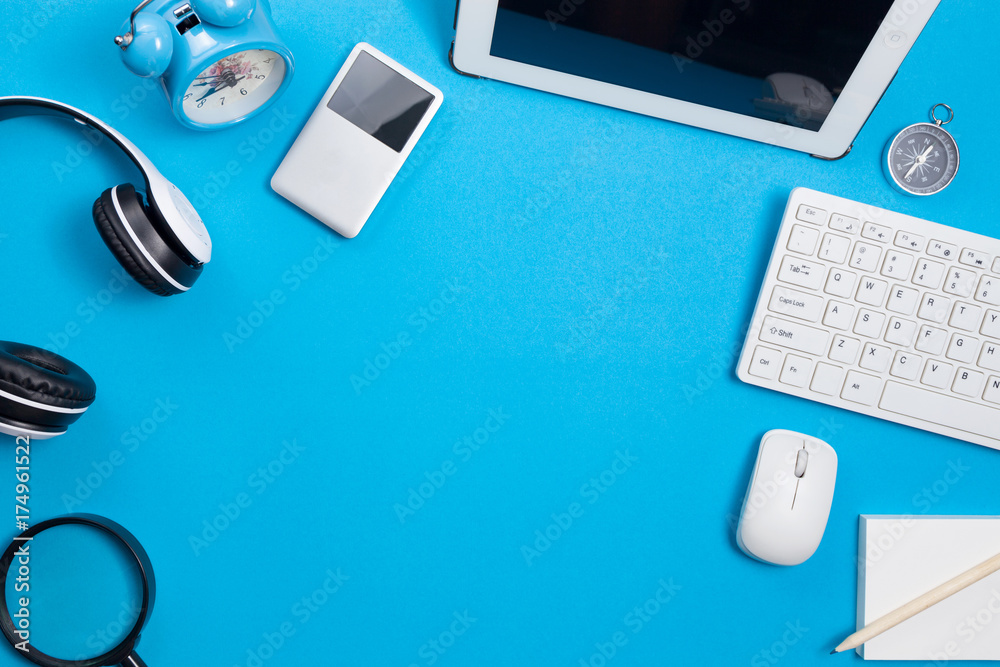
[490, 0, 894, 132]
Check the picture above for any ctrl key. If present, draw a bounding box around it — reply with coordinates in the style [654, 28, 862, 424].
[749, 346, 782, 380]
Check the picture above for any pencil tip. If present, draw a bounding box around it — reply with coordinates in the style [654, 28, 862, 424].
[830, 649, 838, 655]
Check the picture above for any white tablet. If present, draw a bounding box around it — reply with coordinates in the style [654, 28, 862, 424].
[452, 0, 940, 158]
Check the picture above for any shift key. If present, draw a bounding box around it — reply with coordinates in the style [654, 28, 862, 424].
[777, 255, 826, 290]
[759, 316, 829, 355]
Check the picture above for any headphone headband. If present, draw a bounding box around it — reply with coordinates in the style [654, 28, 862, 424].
[0, 96, 212, 264]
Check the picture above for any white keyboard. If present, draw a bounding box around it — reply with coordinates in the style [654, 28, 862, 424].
[738, 188, 1000, 450]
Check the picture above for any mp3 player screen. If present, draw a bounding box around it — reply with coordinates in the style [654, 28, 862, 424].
[327, 51, 435, 152]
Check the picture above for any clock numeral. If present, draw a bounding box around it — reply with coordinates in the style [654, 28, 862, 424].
[256, 74, 265, 79]
[263, 58, 272, 63]
[221, 97, 225, 105]
[198, 100, 205, 108]
[184, 93, 192, 100]
[240, 88, 248, 95]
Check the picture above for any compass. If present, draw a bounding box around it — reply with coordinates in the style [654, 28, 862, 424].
[883, 104, 959, 196]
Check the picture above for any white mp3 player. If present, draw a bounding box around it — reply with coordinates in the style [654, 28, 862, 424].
[272, 43, 443, 238]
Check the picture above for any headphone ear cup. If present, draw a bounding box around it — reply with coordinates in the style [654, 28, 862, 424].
[0, 341, 96, 440]
[93, 184, 202, 296]
[191, 0, 256, 27]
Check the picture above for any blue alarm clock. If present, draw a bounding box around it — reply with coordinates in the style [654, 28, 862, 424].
[115, 0, 293, 130]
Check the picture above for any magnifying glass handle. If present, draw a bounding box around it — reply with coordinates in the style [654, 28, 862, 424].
[121, 651, 148, 667]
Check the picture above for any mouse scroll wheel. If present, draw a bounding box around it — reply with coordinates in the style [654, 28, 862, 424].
[794, 449, 809, 478]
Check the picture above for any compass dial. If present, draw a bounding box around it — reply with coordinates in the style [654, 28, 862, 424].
[181, 49, 286, 125]
[885, 123, 959, 196]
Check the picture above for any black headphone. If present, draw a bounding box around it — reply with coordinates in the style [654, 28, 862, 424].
[0, 96, 213, 439]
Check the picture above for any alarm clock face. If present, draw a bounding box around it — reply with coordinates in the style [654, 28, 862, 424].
[885, 123, 959, 196]
[181, 49, 287, 125]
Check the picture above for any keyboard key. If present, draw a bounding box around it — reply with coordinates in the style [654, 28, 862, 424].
[885, 317, 917, 346]
[979, 342, 1000, 372]
[842, 370, 882, 405]
[830, 213, 860, 234]
[947, 334, 979, 364]
[850, 242, 882, 272]
[881, 251, 914, 280]
[787, 225, 820, 255]
[856, 277, 888, 306]
[912, 259, 945, 289]
[886, 285, 919, 315]
[823, 301, 854, 330]
[759, 316, 829, 355]
[854, 309, 886, 339]
[780, 354, 813, 388]
[777, 256, 825, 291]
[975, 275, 1000, 306]
[810, 363, 844, 396]
[994, 258, 1000, 274]
[918, 294, 951, 323]
[862, 222, 892, 243]
[921, 360, 954, 389]
[960, 248, 991, 269]
[881, 381, 1000, 440]
[954, 368, 985, 398]
[796, 204, 827, 225]
[949, 302, 983, 331]
[927, 239, 957, 259]
[860, 343, 892, 373]
[916, 325, 948, 355]
[944, 268, 976, 297]
[829, 335, 860, 364]
[768, 286, 824, 322]
[748, 346, 782, 380]
[983, 310, 1000, 339]
[890, 351, 922, 381]
[824, 268, 857, 298]
[818, 234, 852, 263]
[986, 376, 1000, 405]
[894, 231, 925, 252]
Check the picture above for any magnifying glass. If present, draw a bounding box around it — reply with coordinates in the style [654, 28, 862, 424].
[0, 514, 155, 667]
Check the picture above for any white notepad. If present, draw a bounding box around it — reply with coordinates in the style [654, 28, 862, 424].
[858, 515, 1000, 661]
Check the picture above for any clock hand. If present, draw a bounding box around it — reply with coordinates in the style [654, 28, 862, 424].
[221, 75, 246, 90]
[196, 85, 221, 102]
[193, 72, 241, 101]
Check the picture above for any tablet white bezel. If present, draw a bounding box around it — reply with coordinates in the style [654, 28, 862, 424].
[452, 0, 940, 158]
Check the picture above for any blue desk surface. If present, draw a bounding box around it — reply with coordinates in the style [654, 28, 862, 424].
[2, 1, 999, 665]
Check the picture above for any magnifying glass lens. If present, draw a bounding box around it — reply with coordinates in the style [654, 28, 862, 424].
[3, 524, 144, 661]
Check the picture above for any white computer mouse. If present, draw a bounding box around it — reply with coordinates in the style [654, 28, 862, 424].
[763, 73, 834, 112]
[736, 429, 837, 566]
